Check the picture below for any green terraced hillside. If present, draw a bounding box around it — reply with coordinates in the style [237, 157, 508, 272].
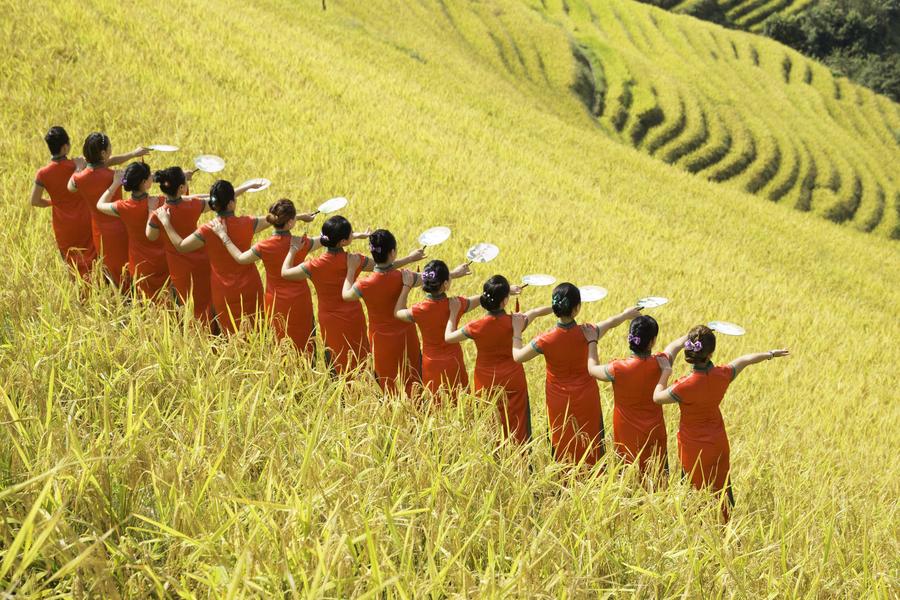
[642, 0, 820, 31]
[531, 0, 900, 237]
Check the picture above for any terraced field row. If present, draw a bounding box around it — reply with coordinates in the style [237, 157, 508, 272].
[531, 0, 900, 237]
[649, 0, 820, 31]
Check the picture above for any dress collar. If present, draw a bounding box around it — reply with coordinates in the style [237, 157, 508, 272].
[217, 211, 235, 218]
[426, 293, 447, 301]
[374, 263, 394, 273]
[165, 196, 182, 205]
[272, 230, 291, 236]
[51, 155, 67, 162]
[488, 309, 506, 316]
[131, 191, 149, 201]
[693, 361, 715, 373]
[556, 320, 577, 330]
[631, 352, 651, 359]
[326, 247, 345, 254]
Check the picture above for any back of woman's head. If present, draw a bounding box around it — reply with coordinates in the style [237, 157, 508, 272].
[153, 166, 186, 197]
[122, 161, 151, 193]
[82, 132, 110, 164]
[266, 198, 296, 228]
[321, 215, 352, 248]
[684, 324, 716, 365]
[368, 229, 396, 264]
[551, 282, 580, 318]
[481, 275, 509, 312]
[421, 260, 450, 294]
[45, 126, 69, 155]
[627, 315, 658, 354]
[209, 180, 236, 213]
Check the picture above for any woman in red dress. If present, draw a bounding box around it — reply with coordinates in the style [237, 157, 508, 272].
[583, 315, 686, 478]
[95, 163, 169, 299]
[444, 275, 551, 444]
[29, 126, 96, 279]
[146, 166, 213, 323]
[341, 229, 426, 394]
[281, 215, 372, 375]
[155, 179, 267, 334]
[67, 132, 149, 287]
[512, 283, 640, 466]
[206, 198, 319, 354]
[394, 260, 474, 400]
[653, 325, 789, 519]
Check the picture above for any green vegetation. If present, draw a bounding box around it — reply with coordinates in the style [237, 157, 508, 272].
[1, 0, 898, 595]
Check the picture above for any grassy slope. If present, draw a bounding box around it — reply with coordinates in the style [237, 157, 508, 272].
[0, 0, 898, 595]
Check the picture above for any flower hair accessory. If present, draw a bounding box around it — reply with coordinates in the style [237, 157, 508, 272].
[684, 340, 703, 352]
[421, 270, 437, 282]
[320, 235, 329, 242]
[369, 244, 381, 253]
[627, 333, 641, 345]
[551, 293, 569, 310]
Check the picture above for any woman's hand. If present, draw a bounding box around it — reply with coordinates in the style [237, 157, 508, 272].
[352, 228, 372, 240]
[623, 306, 643, 320]
[112, 169, 124, 188]
[73, 156, 86, 172]
[401, 269, 415, 287]
[297, 212, 316, 223]
[154, 205, 171, 225]
[347, 252, 362, 272]
[448, 296, 461, 317]
[509, 284, 523, 296]
[450, 263, 471, 278]
[511, 312, 527, 335]
[581, 324, 599, 343]
[407, 247, 426, 262]
[656, 354, 672, 372]
[209, 218, 229, 240]
[185, 168, 197, 182]
[769, 349, 790, 359]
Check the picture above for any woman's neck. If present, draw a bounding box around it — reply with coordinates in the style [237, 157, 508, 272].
[374, 261, 393, 272]
[558, 316, 576, 324]
[132, 191, 149, 200]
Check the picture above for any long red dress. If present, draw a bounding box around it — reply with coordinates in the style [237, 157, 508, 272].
[301, 249, 370, 374]
[34, 158, 96, 278]
[253, 231, 315, 354]
[669, 362, 735, 503]
[410, 294, 470, 397]
[352, 268, 421, 394]
[531, 321, 604, 465]
[605, 353, 670, 475]
[112, 194, 169, 298]
[72, 165, 129, 286]
[463, 311, 531, 444]
[196, 213, 263, 334]
[149, 197, 212, 321]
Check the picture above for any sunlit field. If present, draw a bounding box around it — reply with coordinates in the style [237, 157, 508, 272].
[1, 0, 898, 596]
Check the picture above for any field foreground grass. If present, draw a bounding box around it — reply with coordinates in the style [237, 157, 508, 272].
[1, 0, 898, 596]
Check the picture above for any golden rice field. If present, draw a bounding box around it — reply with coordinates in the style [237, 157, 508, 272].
[1, 0, 898, 596]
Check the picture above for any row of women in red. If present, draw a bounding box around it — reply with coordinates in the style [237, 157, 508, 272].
[30, 127, 147, 282]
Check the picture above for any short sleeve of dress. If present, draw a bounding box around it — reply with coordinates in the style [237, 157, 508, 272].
[604, 361, 617, 382]
[194, 222, 210, 242]
[669, 375, 689, 403]
[530, 331, 548, 355]
[462, 315, 485, 340]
